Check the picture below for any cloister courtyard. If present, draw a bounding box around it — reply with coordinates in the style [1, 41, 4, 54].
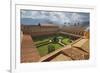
[20, 10, 90, 63]
[32, 34, 72, 57]
[21, 24, 89, 63]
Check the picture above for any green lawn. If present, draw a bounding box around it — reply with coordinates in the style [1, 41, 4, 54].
[61, 38, 71, 45]
[37, 43, 62, 56]
[32, 34, 72, 57]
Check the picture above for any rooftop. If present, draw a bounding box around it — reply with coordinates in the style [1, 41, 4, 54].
[21, 34, 40, 63]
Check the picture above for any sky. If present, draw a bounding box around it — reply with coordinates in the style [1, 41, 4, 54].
[21, 9, 90, 26]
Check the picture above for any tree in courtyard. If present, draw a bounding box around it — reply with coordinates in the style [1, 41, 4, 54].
[48, 44, 55, 53]
[52, 36, 59, 43]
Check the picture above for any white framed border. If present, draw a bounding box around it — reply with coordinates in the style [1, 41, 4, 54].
[11, 2, 96, 73]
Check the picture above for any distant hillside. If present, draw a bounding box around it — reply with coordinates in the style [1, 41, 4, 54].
[21, 18, 51, 25]
[21, 18, 89, 27]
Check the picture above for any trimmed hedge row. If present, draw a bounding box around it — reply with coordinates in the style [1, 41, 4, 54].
[36, 40, 50, 47]
[35, 39, 49, 45]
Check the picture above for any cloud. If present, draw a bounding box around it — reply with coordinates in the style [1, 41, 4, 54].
[21, 10, 89, 25]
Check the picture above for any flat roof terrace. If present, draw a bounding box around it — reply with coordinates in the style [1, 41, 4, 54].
[21, 34, 40, 63]
[72, 39, 89, 53]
